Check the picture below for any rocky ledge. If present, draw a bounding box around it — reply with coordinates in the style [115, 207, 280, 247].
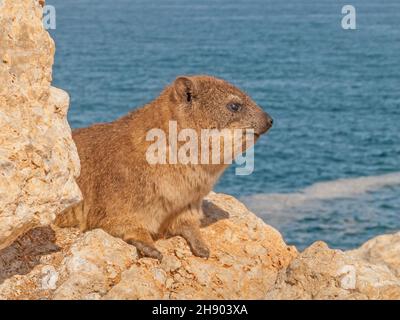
[0, 0, 399, 300]
[0, 193, 297, 299]
[0, 192, 399, 300]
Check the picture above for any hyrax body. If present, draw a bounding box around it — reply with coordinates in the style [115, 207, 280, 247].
[56, 75, 273, 260]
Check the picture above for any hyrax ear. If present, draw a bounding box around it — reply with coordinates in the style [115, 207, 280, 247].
[174, 76, 197, 103]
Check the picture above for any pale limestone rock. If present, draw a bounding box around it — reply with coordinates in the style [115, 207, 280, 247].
[0, 0, 81, 249]
[349, 232, 400, 278]
[266, 238, 400, 300]
[53, 229, 138, 300]
[40, 265, 58, 290]
[0, 193, 297, 300]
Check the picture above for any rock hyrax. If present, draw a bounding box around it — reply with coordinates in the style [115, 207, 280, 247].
[56, 75, 273, 260]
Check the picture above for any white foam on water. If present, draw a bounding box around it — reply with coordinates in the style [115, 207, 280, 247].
[243, 172, 400, 214]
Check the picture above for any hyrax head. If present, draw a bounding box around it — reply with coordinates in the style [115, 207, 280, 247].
[171, 75, 273, 137]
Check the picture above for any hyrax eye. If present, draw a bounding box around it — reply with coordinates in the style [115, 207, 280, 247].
[227, 103, 242, 112]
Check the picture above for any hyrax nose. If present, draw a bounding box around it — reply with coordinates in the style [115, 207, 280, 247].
[259, 112, 273, 134]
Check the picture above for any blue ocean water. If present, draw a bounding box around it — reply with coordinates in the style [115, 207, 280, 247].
[48, 0, 400, 250]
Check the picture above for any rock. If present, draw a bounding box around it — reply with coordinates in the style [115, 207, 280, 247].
[0, 227, 81, 300]
[40, 265, 59, 290]
[52, 229, 138, 300]
[266, 236, 400, 300]
[0, 0, 81, 249]
[0, 226, 59, 284]
[0, 193, 297, 300]
[349, 232, 400, 278]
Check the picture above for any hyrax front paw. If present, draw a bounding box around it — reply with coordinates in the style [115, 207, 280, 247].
[177, 224, 210, 259]
[139, 245, 163, 261]
[127, 239, 163, 261]
[189, 238, 210, 259]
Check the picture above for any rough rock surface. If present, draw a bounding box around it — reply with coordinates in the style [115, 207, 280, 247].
[266, 234, 400, 300]
[350, 232, 400, 278]
[0, 193, 297, 300]
[0, 0, 81, 249]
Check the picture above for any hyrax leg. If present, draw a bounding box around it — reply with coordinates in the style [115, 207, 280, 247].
[106, 223, 163, 261]
[168, 204, 210, 258]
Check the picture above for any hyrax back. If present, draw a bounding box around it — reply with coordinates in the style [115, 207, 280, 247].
[56, 75, 273, 260]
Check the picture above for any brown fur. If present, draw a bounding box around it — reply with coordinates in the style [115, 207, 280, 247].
[55, 75, 272, 260]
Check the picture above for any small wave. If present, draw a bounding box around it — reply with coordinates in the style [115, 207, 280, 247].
[243, 172, 400, 213]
